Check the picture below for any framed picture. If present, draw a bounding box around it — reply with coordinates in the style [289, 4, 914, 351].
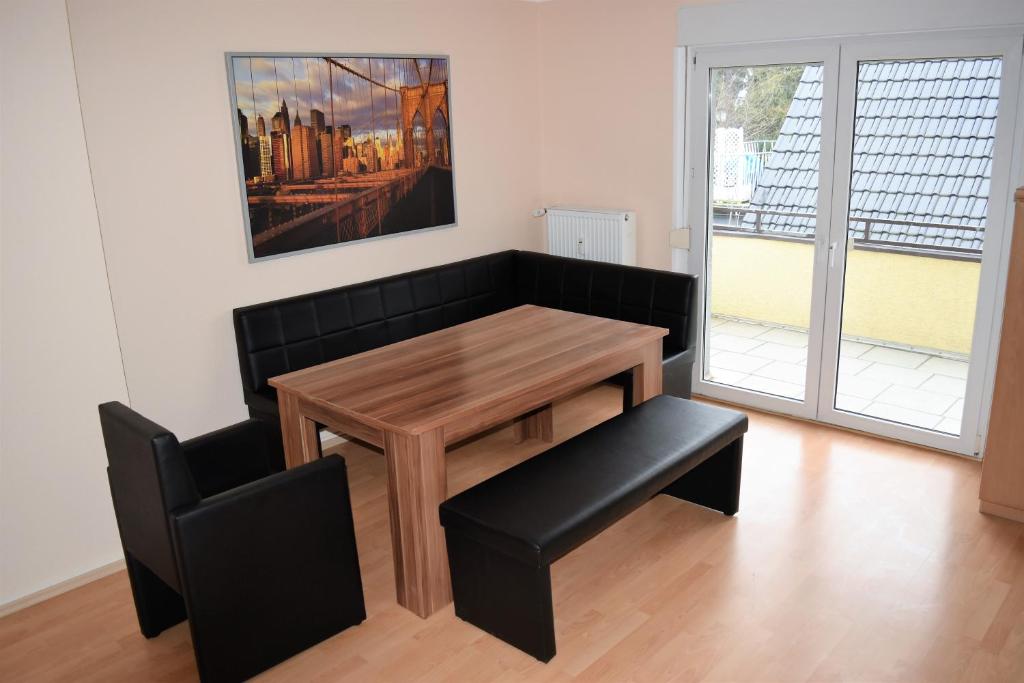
[226, 54, 456, 261]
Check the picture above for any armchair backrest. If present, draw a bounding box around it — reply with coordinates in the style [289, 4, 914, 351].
[99, 401, 199, 591]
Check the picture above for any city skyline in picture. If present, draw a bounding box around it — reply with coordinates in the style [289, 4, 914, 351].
[228, 54, 455, 261]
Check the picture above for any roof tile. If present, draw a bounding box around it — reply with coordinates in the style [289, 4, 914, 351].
[738, 58, 1001, 252]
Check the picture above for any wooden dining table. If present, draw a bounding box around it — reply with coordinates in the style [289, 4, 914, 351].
[269, 304, 668, 618]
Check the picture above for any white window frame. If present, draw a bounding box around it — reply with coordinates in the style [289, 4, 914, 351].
[679, 27, 1024, 457]
[685, 41, 840, 422]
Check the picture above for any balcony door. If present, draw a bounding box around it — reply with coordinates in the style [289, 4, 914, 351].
[686, 32, 1023, 455]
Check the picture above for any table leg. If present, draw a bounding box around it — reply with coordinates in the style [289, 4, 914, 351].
[383, 427, 451, 618]
[513, 404, 554, 443]
[278, 391, 321, 469]
[631, 339, 664, 407]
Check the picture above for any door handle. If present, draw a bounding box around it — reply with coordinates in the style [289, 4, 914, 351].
[828, 242, 837, 268]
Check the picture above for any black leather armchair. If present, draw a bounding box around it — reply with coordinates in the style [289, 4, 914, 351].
[99, 402, 365, 683]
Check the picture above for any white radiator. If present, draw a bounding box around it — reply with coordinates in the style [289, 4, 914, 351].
[545, 206, 636, 265]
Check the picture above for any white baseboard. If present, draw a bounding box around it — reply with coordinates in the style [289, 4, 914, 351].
[0, 558, 126, 618]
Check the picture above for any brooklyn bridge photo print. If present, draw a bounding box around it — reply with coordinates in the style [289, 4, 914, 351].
[228, 54, 455, 260]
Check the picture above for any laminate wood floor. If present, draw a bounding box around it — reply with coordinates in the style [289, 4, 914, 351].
[2, 385, 1023, 682]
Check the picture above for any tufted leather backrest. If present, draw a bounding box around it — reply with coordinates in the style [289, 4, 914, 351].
[514, 252, 695, 356]
[99, 402, 199, 592]
[233, 251, 517, 397]
[232, 250, 697, 410]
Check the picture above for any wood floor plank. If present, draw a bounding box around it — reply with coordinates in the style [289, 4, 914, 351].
[2, 384, 1023, 682]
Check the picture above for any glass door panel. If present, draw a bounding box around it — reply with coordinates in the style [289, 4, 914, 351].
[831, 56, 1002, 437]
[689, 33, 1021, 454]
[704, 62, 823, 401]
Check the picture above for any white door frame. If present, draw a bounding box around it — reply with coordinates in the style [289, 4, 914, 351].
[687, 41, 840, 420]
[683, 28, 1024, 456]
[815, 31, 1024, 456]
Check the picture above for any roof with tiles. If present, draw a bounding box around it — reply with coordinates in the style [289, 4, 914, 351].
[739, 58, 1001, 254]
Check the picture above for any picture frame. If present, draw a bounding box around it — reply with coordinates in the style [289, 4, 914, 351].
[226, 53, 457, 262]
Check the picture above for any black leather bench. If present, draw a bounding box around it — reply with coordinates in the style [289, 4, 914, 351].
[232, 251, 698, 468]
[438, 395, 748, 661]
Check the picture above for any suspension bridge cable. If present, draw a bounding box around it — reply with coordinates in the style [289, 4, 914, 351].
[368, 57, 377, 172]
[290, 58, 300, 124]
[248, 56, 257, 132]
[321, 56, 398, 92]
[304, 58, 314, 123]
[315, 56, 326, 115]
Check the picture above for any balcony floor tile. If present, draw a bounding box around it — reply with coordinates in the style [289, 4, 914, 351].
[704, 316, 969, 436]
[747, 342, 809, 363]
[756, 328, 809, 347]
[919, 356, 970, 379]
[709, 334, 765, 354]
[860, 402, 942, 430]
[859, 345, 930, 369]
[856, 363, 933, 389]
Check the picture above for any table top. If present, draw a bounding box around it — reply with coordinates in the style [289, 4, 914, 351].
[269, 304, 667, 436]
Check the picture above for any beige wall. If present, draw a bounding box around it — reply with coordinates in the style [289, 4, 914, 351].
[0, 0, 542, 607]
[1, 0, 130, 604]
[538, 0, 692, 271]
[66, 0, 543, 440]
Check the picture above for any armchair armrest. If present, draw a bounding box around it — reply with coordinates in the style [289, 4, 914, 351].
[170, 455, 365, 683]
[181, 418, 282, 497]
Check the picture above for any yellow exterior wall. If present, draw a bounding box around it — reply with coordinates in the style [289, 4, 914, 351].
[709, 235, 980, 354]
[710, 236, 815, 330]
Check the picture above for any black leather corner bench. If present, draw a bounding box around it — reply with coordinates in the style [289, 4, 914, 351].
[233, 250, 698, 467]
[439, 395, 748, 662]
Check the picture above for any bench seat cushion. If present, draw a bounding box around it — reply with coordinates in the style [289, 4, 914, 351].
[439, 396, 747, 567]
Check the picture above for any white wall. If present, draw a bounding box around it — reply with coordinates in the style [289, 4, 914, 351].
[66, 0, 543, 439]
[677, 0, 1024, 45]
[0, 0, 130, 605]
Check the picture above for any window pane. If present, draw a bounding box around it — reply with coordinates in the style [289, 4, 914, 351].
[833, 57, 1002, 435]
[705, 63, 822, 401]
